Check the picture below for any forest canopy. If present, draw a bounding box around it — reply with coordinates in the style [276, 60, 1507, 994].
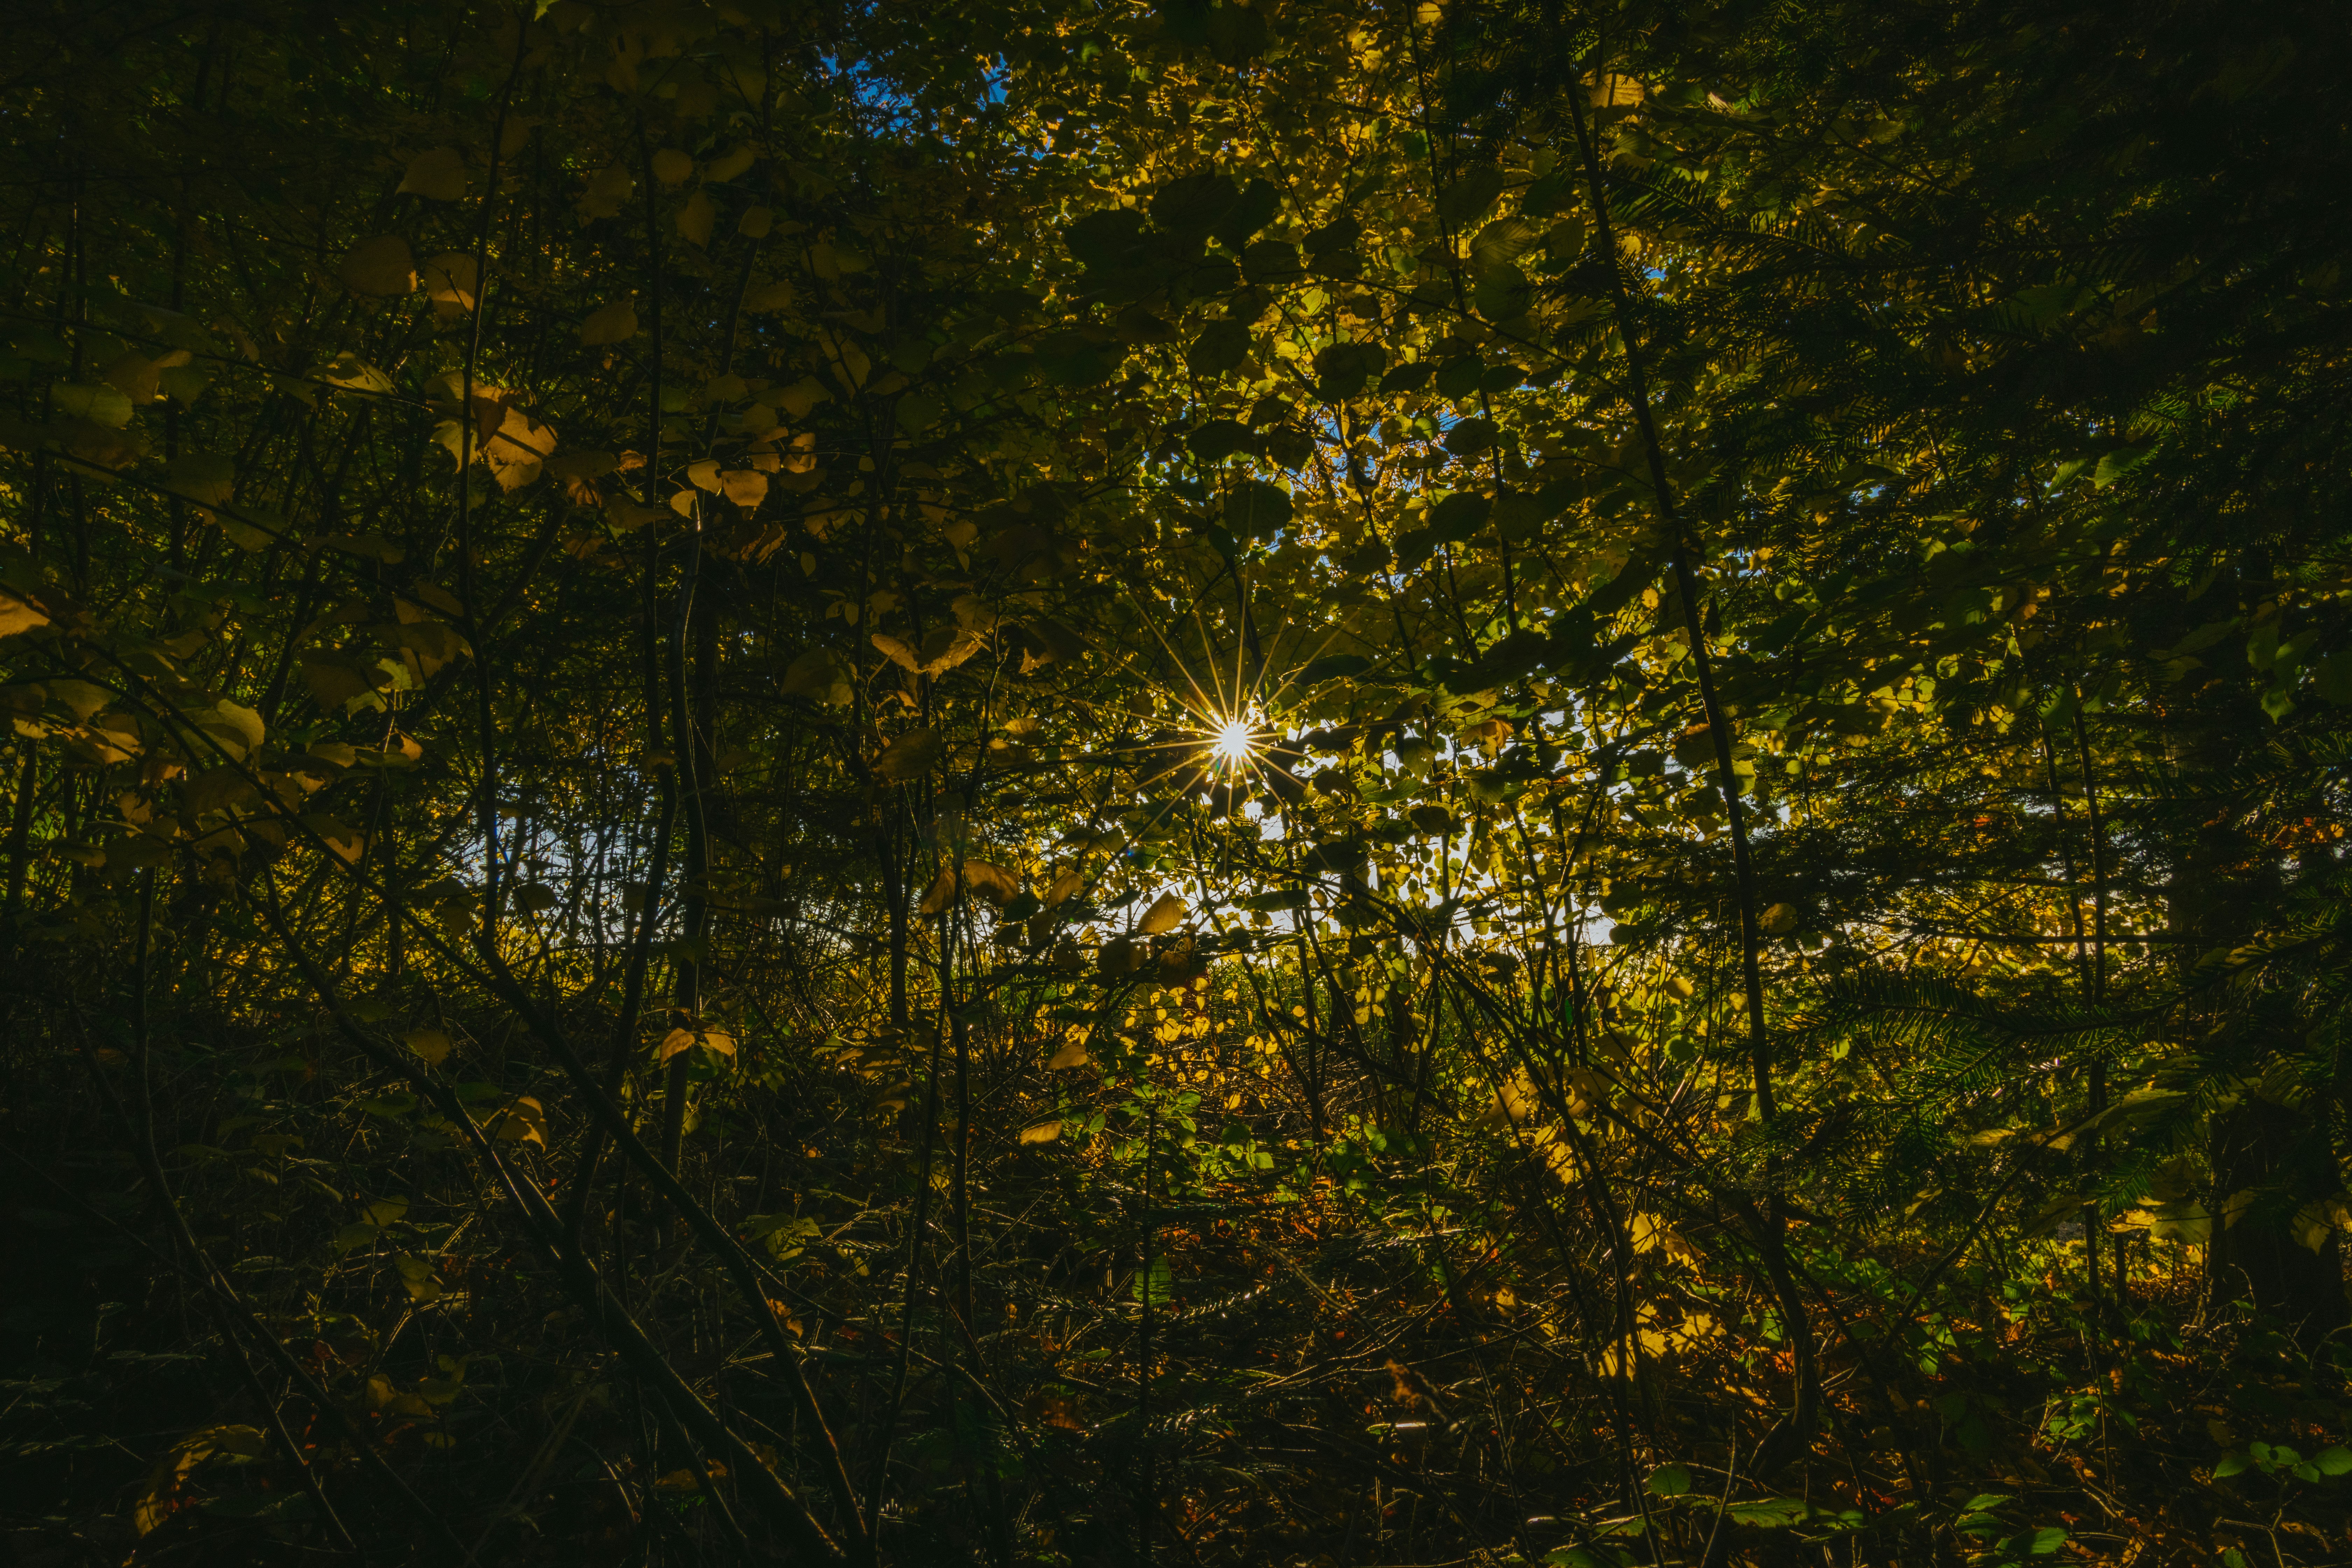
[4, 0, 2351, 1563]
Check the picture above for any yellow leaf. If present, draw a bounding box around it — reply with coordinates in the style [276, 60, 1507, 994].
[1018, 1119, 1063, 1144]
[1630, 1212, 1699, 1262]
[744, 278, 796, 311]
[819, 328, 870, 389]
[719, 469, 768, 511]
[485, 1096, 546, 1148]
[202, 698, 265, 761]
[452, 405, 555, 491]
[100, 350, 161, 405]
[916, 866, 957, 916]
[1047, 1041, 1092, 1070]
[46, 382, 129, 427]
[404, 1028, 453, 1066]
[420, 251, 478, 311]
[577, 164, 634, 224]
[1043, 866, 1084, 908]
[160, 453, 234, 508]
[340, 234, 416, 295]
[393, 1251, 444, 1302]
[498, 115, 538, 160]
[875, 727, 943, 784]
[650, 147, 695, 185]
[361, 1195, 410, 1227]
[580, 299, 639, 345]
[964, 861, 1021, 905]
[687, 458, 724, 492]
[134, 1426, 267, 1535]
[317, 352, 395, 394]
[48, 678, 113, 722]
[658, 1028, 697, 1063]
[301, 654, 378, 710]
[677, 189, 716, 247]
[0, 586, 53, 640]
[738, 205, 774, 237]
[706, 143, 758, 182]
[301, 813, 366, 864]
[1758, 902, 1799, 936]
[1138, 892, 1186, 935]
[397, 146, 470, 201]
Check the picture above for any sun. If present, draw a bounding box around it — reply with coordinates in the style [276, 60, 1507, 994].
[1212, 717, 1256, 766]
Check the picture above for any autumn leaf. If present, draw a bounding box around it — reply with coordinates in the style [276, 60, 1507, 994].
[341, 235, 417, 295]
[1138, 892, 1185, 934]
[580, 299, 639, 345]
[874, 727, 943, 783]
[403, 1029, 454, 1067]
[397, 146, 469, 201]
[0, 587, 51, 641]
[677, 189, 716, 247]
[421, 252, 479, 312]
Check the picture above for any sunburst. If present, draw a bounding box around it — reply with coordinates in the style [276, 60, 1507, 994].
[1081, 567, 1362, 812]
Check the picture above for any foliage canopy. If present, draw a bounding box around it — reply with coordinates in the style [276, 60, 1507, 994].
[5, 0, 2352, 1563]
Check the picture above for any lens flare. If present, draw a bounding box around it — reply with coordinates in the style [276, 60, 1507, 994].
[1212, 718, 1255, 765]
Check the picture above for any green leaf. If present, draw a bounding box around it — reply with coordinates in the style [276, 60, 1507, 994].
[52, 382, 133, 428]
[1300, 653, 1372, 684]
[1224, 478, 1292, 539]
[2214, 1450, 2250, 1478]
[895, 391, 942, 433]
[1203, 4, 1268, 65]
[1435, 356, 1485, 398]
[1647, 1463, 1693, 1497]
[875, 727, 944, 783]
[2092, 443, 2155, 487]
[1034, 332, 1116, 386]
[163, 452, 237, 506]
[1152, 171, 1237, 237]
[1241, 239, 1305, 286]
[1722, 1498, 1808, 1528]
[1437, 165, 1506, 227]
[1187, 420, 1257, 464]
[1470, 217, 1539, 270]
[1261, 425, 1315, 469]
[2314, 1445, 2352, 1476]
[1068, 208, 1150, 270]
[1428, 492, 1491, 543]
[1474, 262, 1533, 321]
[1213, 177, 1280, 249]
[781, 649, 853, 706]
[1443, 418, 1499, 456]
[2314, 649, 2352, 705]
[1186, 319, 1253, 377]
[1311, 341, 1385, 400]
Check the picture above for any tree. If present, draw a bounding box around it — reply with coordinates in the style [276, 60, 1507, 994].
[5, 0, 2350, 1562]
